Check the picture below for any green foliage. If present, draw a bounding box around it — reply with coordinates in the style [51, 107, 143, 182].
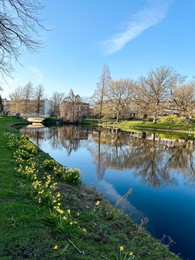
[158, 115, 188, 124]
[43, 158, 81, 184]
[0, 117, 180, 259]
[63, 168, 81, 184]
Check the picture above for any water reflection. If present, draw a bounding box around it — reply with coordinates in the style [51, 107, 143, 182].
[21, 124, 195, 259]
[21, 125, 195, 189]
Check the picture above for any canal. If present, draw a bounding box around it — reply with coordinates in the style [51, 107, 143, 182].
[20, 124, 195, 260]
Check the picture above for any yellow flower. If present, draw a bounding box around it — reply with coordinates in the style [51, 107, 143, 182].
[120, 246, 124, 251]
[67, 209, 71, 214]
[53, 245, 58, 250]
[56, 208, 64, 214]
[63, 216, 67, 220]
[70, 221, 73, 225]
[95, 200, 100, 206]
[129, 251, 133, 256]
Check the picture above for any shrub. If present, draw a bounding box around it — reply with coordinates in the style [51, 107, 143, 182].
[158, 115, 188, 124]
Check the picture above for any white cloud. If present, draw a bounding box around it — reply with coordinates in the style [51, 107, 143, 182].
[101, 0, 172, 55]
[96, 179, 143, 220]
[28, 66, 44, 84]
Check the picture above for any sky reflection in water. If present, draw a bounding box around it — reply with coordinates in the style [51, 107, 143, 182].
[21, 125, 195, 260]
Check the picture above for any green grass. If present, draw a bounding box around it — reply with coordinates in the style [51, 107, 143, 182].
[102, 120, 195, 136]
[0, 116, 181, 259]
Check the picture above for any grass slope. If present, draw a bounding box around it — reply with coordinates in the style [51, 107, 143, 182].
[0, 116, 180, 259]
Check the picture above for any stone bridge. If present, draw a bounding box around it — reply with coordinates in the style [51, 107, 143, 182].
[24, 116, 47, 123]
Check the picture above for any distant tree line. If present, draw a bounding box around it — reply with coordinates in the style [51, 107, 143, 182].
[92, 65, 195, 123]
[9, 82, 45, 115]
[4, 65, 195, 124]
[8, 85, 89, 122]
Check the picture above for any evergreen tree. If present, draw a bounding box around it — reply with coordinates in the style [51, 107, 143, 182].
[0, 95, 4, 114]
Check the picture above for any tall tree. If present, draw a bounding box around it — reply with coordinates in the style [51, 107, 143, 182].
[172, 81, 195, 121]
[106, 79, 135, 122]
[49, 92, 65, 117]
[9, 86, 23, 114]
[60, 89, 82, 122]
[92, 65, 111, 119]
[0, 0, 44, 78]
[133, 66, 184, 123]
[33, 84, 45, 115]
[22, 82, 33, 114]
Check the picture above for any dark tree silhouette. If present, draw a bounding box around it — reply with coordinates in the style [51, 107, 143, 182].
[0, 0, 44, 78]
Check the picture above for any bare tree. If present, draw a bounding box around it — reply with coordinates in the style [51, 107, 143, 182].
[172, 81, 195, 121]
[9, 82, 34, 115]
[34, 84, 45, 115]
[60, 89, 82, 122]
[9, 86, 23, 114]
[92, 65, 111, 119]
[22, 81, 33, 114]
[49, 92, 65, 117]
[0, 0, 44, 78]
[106, 79, 135, 122]
[133, 66, 184, 123]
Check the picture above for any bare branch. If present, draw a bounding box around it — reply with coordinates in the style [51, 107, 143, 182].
[0, 0, 45, 78]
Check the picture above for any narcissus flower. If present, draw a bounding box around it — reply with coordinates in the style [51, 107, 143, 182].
[95, 200, 100, 206]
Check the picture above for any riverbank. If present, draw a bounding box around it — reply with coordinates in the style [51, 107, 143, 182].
[0, 116, 180, 259]
[98, 120, 195, 137]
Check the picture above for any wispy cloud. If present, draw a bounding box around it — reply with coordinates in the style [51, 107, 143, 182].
[101, 0, 172, 55]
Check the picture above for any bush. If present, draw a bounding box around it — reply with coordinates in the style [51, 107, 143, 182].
[158, 115, 188, 124]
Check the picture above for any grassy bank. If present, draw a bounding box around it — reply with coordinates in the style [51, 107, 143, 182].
[100, 120, 195, 135]
[0, 116, 180, 259]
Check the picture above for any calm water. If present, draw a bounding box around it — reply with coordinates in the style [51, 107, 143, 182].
[21, 124, 195, 260]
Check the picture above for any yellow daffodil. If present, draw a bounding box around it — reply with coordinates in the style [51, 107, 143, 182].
[95, 200, 100, 206]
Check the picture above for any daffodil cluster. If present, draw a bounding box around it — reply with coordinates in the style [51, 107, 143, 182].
[6, 133, 81, 234]
[32, 173, 57, 204]
[43, 159, 81, 184]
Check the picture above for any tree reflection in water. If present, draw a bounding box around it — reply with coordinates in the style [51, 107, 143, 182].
[21, 125, 195, 188]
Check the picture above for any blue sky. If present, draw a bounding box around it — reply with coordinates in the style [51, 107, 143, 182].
[1, 0, 195, 99]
